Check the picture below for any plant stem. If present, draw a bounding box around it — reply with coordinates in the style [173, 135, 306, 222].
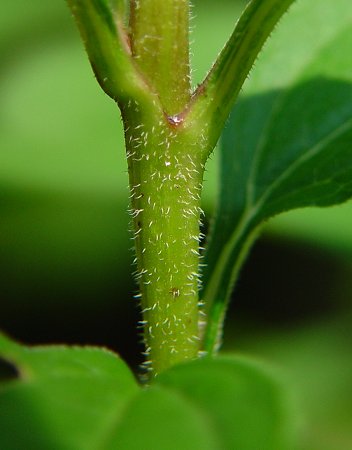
[123, 104, 206, 375]
[129, 0, 191, 115]
[124, 0, 209, 376]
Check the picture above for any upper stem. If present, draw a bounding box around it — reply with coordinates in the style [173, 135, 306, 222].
[129, 0, 191, 115]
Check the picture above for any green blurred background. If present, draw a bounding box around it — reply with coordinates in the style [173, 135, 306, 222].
[1, 1, 352, 448]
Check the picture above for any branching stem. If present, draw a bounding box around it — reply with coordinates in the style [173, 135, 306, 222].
[67, 0, 296, 376]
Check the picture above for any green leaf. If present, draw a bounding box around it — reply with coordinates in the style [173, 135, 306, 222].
[0, 335, 295, 450]
[104, 355, 294, 450]
[104, 386, 220, 450]
[0, 332, 139, 450]
[203, 0, 352, 352]
[156, 355, 295, 450]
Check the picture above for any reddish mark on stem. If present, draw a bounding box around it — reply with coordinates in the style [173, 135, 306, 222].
[166, 113, 184, 128]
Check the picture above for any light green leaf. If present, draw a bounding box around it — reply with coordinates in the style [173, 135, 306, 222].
[156, 355, 296, 450]
[105, 385, 220, 450]
[105, 355, 294, 450]
[0, 332, 139, 450]
[203, 0, 352, 352]
[0, 335, 295, 450]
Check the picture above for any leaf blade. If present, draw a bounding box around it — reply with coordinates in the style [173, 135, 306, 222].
[104, 385, 220, 450]
[0, 333, 139, 450]
[156, 355, 296, 450]
[202, 0, 352, 353]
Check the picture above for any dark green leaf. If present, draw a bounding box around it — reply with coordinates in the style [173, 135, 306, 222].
[0, 332, 139, 450]
[203, 0, 352, 352]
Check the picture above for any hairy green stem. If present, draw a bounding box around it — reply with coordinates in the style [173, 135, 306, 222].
[125, 0, 209, 375]
[130, 0, 191, 115]
[123, 104, 208, 375]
